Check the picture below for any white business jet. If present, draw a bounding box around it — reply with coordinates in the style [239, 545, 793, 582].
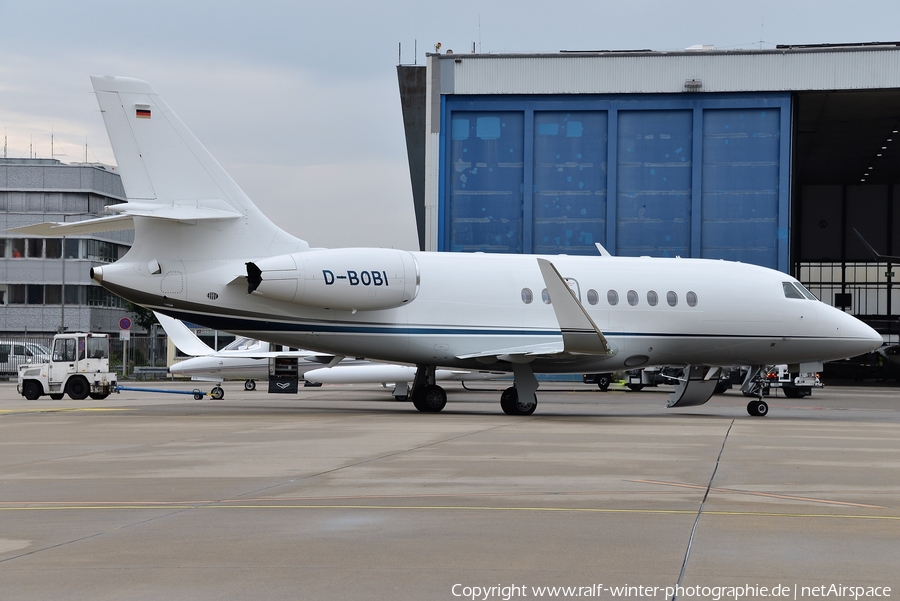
[15, 76, 883, 417]
[157, 312, 501, 400]
[156, 311, 315, 397]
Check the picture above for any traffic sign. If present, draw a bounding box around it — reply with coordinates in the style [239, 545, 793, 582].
[119, 317, 133, 330]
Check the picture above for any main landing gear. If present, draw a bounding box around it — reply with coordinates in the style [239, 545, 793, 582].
[409, 366, 447, 412]
[408, 362, 540, 416]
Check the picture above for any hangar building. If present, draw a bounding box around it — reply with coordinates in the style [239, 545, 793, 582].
[398, 42, 900, 331]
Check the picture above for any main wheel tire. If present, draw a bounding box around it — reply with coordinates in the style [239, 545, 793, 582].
[412, 384, 447, 413]
[244, 380, 256, 391]
[500, 387, 518, 415]
[23, 380, 42, 400]
[499, 386, 537, 416]
[66, 377, 89, 400]
[747, 400, 769, 417]
[596, 374, 611, 392]
[714, 380, 730, 395]
[88, 392, 109, 400]
[211, 386, 225, 400]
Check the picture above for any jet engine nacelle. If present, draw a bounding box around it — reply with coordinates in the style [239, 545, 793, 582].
[246, 248, 419, 311]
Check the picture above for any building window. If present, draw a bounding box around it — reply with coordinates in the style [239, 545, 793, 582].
[45, 239, 62, 259]
[86, 286, 124, 308]
[0, 284, 6, 305]
[10, 239, 25, 258]
[65, 238, 80, 259]
[65, 285, 81, 305]
[45, 285, 62, 305]
[26, 238, 44, 258]
[0, 239, 5, 257]
[26, 285, 44, 304]
[85, 240, 117, 263]
[8, 285, 26, 304]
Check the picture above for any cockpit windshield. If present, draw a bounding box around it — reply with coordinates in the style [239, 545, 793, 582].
[783, 281, 818, 301]
[222, 337, 263, 352]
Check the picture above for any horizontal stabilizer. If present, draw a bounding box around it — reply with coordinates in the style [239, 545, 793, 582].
[537, 258, 610, 355]
[7, 214, 135, 236]
[7, 200, 242, 237]
[108, 200, 243, 220]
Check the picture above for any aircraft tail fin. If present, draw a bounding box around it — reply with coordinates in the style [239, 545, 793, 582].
[88, 76, 306, 256]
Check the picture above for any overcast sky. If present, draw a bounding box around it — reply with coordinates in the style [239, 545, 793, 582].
[3, 0, 899, 249]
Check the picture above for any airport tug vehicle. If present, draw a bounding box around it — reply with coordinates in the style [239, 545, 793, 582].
[17, 333, 117, 400]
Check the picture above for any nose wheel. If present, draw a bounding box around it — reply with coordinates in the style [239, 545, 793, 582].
[747, 399, 768, 417]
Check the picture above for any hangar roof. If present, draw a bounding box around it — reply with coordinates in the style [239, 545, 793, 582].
[430, 43, 900, 95]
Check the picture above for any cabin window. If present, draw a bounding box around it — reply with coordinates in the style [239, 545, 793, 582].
[627, 290, 639, 306]
[541, 288, 551, 304]
[647, 291, 658, 306]
[686, 291, 698, 307]
[521, 288, 533, 304]
[667, 291, 678, 306]
[586, 289, 599, 305]
[782, 282, 804, 299]
[607, 290, 619, 306]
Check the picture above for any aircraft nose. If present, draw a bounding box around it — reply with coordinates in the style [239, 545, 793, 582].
[838, 311, 883, 354]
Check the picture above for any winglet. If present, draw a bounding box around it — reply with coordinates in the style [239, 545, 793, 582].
[536, 258, 609, 355]
[153, 312, 215, 356]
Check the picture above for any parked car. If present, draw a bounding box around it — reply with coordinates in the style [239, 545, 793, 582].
[0, 340, 52, 377]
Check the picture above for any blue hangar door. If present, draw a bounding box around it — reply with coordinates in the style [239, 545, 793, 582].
[440, 94, 791, 272]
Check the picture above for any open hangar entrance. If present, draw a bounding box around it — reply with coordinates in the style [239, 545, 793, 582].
[793, 88, 900, 328]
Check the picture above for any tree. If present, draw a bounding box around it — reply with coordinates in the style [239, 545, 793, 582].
[125, 302, 159, 333]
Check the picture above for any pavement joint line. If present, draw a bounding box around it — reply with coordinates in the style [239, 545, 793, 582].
[673, 419, 734, 601]
[0, 504, 897, 520]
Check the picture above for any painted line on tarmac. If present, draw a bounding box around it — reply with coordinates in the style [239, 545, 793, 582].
[631, 478, 885, 509]
[0, 408, 127, 414]
[0, 504, 897, 521]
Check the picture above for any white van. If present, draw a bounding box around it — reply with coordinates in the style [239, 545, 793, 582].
[0, 341, 52, 377]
